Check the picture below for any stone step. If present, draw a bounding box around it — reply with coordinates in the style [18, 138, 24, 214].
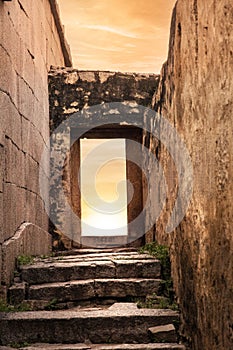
[42, 252, 155, 264]
[24, 278, 161, 302]
[58, 248, 138, 256]
[0, 303, 179, 346]
[20, 259, 161, 285]
[0, 344, 186, 350]
[12, 343, 186, 349]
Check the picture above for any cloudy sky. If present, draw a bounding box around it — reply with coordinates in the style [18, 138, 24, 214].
[57, 0, 176, 73]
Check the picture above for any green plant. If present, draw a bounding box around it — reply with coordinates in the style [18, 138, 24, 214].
[0, 299, 31, 313]
[44, 298, 59, 310]
[39, 252, 56, 259]
[139, 241, 177, 305]
[10, 342, 30, 348]
[17, 255, 35, 266]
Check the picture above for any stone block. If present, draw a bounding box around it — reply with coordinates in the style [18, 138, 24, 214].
[20, 261, 115, 285]
[0, 244, 2, 288]
[24, 190, 37, 225]
[148, 324, 177, 343]
[16, 74, 35, 119]
[5, 138, 25, 188]
[0, 193, 3, 244]
[1, 223, 52, 286]
[22, 118, 47, 165]
[0, 45, 18, 107]
[115, 259, 161, 279]
[0, 146, 4, 192]
[3, 183, 25, 242]
[0, 305, 179, 345]
[28, 280, 95, 302]
[95, 278, 161, 298]
[0, 285, 7, 303]
[0, 92, 22, 149]
[24, 154, 39, 194]
[8, 282, 27, 305]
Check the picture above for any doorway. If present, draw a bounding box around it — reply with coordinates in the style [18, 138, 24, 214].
[80, 138, 128, 238]
[69, 126, 144, 248]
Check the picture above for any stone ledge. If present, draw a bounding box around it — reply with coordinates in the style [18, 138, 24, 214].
[1, 223, 52, 287]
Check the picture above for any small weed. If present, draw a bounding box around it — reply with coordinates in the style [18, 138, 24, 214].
[56, 256, 65, 261]
[137, 295, 179, 311]
[139, 241, 178, 307]
[0, 299, 31, 313]
[17, 255, 35, 266]
[10, 342, 30, 348]
[40, 252, 56, 259]
[44, 298, 59, 310]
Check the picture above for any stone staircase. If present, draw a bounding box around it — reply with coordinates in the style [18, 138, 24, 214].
[0, 248, 186, 350]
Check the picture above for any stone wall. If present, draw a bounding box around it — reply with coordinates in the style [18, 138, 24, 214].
[145, 0, 233, 349]
[49, 68, 159, 248]
[49, 68, 159, 132]
[0, 0, 72, 292]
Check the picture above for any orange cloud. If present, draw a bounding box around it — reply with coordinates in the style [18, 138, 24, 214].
[57, 0, 176, 73]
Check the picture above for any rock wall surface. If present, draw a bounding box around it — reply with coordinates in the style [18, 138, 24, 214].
[0, 0, 72, 292]
[49, 68, 159, 132]
[49, 68, 159, 249]
[145, 0, 233, 349]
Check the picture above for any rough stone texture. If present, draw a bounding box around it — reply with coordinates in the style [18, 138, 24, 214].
[144, 1, 233, 349]
[0, 0, 71, 292]
[8, 282, 27, 305]
[48, 68, 159, 249]
[2, 223, 52, 286]
[27, 278, 161, 302]
[148, 325, 177, 343]
[17, 344, 186, 350]
[8, 250, 161, 307]
[4, 250, 184, 348]
[0, 305, 179, 345]
[49, 68, 159, 132]
[20, 258, 161, 285]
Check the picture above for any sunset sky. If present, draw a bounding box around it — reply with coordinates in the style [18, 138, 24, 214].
[57, 0, 176, 73]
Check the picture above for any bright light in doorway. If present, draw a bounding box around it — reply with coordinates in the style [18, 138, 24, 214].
[80, 139, 128, 236]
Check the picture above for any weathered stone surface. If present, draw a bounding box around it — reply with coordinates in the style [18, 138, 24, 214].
[148, 324, 177, 343]
[92, 345, 185, 350]
[144, 1, 233, 349]
[49, 68, 159, 249]
[28, 278, 161, 302]
[115, 260, 161, 279]
[28, 280, 95, 302]
[2, 223, 52, 286]
[95, 278, 161, 298]
[8, 282, 27, 305]
[49, 69, 159, 132]
[0, 304, 179, 345]
[4, 250, 183, 348]
[21, 261, 114, 284]
[60, 248, 137, 256]
[18, 344, 186, 350]
[0, 0, 71, 288]
[21, 258, 160, 285]
[50, 252, 155, 263]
